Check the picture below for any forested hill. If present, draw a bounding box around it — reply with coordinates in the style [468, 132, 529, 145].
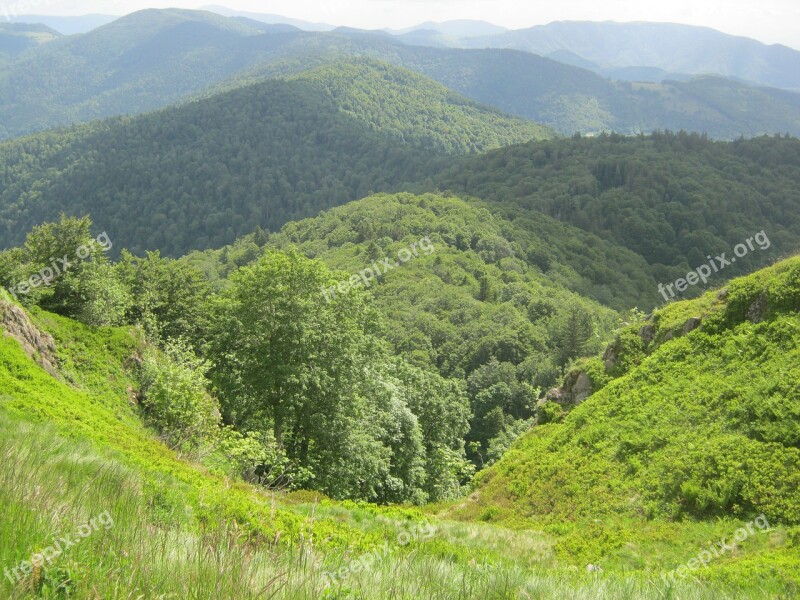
[390, 49, 800, 139]
[2, 106, 800, 286]
[0, 61, 544, 256]
[434, 131, 800, 289]
[291, 60, 552, 153]
[0, 23, 60, 64]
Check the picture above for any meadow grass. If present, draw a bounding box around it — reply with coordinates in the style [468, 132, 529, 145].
[2, 414, 794, 599]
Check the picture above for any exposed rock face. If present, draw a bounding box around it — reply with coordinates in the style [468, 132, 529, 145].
[603, 342, 621, 371]
[0, 298, 60, 378]
[638, 324, 656, 344]
[681, 317, 702, 334]
[544, 369, 593, 408]
[746, 292, 769, 323]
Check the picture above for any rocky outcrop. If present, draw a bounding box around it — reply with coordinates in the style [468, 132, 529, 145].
[746, 292, 769, 323]
[681, 317, 702, 334]
[0, 298, 60, 378]
[544, 369, 593, 408]
[603, 342, 621, 371]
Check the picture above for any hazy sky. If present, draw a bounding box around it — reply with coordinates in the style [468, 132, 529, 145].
[7, 0, 800, 48]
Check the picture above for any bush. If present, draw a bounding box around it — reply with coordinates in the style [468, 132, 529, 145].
[138, 339, 220, 453]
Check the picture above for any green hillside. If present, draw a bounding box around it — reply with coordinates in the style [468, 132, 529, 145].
[410, 49, 800, 138]
[0, 78, 429, 257]
[1, 226, 798, 598]
[0, 9, 266, 138]
[0, 292, 543, 598]
[448, 256, 800, 578]
[185, 192, 641, 466]
[292, 60, 552, 153]
[0, 23, 60, 65]
[3, 117, 800, 305]
[434, 131, 800, 292]
[0, 58, 551, 256]
[466, 254, 800, 522]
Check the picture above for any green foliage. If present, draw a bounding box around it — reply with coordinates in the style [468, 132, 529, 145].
[72, 261, 132, 326]
[116, 250, 212, 347]
[192, 192, 621, 469]
[296, 59, 551, 154]
[463, 256, 800, 527]
[435, 132, 800, 308]
[536, 401, 565, 425]
[208, 249, 470, 503]
[138, 339, 221, 453]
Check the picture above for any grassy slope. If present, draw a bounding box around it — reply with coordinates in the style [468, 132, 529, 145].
[443, 257, 800, 591]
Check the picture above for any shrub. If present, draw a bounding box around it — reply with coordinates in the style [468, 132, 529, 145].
[138, 339, 220, 453]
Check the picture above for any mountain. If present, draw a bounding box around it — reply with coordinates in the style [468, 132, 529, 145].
[0, 22, 59, 63]
[2, 10, 800, 140]
[390, 20, 507, 38]
[293, 60, 552, 153]
[224, 38, 800, 139]
[201, 4, 334, 31]
[395, 48, 800, 138]
[457, 255, 800, 534]
[459, 21, 800, 91]
[3, 14, 116, 34]
[0, 9, 276, 139]
[0, 60, 549, 256]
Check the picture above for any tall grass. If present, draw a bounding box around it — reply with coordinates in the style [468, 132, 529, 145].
[2, 414, 791, 599]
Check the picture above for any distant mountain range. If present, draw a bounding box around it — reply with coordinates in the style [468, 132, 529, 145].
[201, 4, 335, 31]
[3, 14, 116, 35]
[6, 9, 799, 92]
[386, 20, 507, 38]
[452, 21, 800, 91]
[1, 8, 799, 141]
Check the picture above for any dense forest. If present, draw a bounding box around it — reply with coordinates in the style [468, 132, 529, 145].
[186, 192, 634, 465]
[0, 60, 555, 255]
[434, 131, 800, 290]
[2, 98, 799, 310]
[0, 193, 632, 477]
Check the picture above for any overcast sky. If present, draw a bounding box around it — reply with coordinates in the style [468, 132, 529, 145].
[9, 0, 800, 48]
